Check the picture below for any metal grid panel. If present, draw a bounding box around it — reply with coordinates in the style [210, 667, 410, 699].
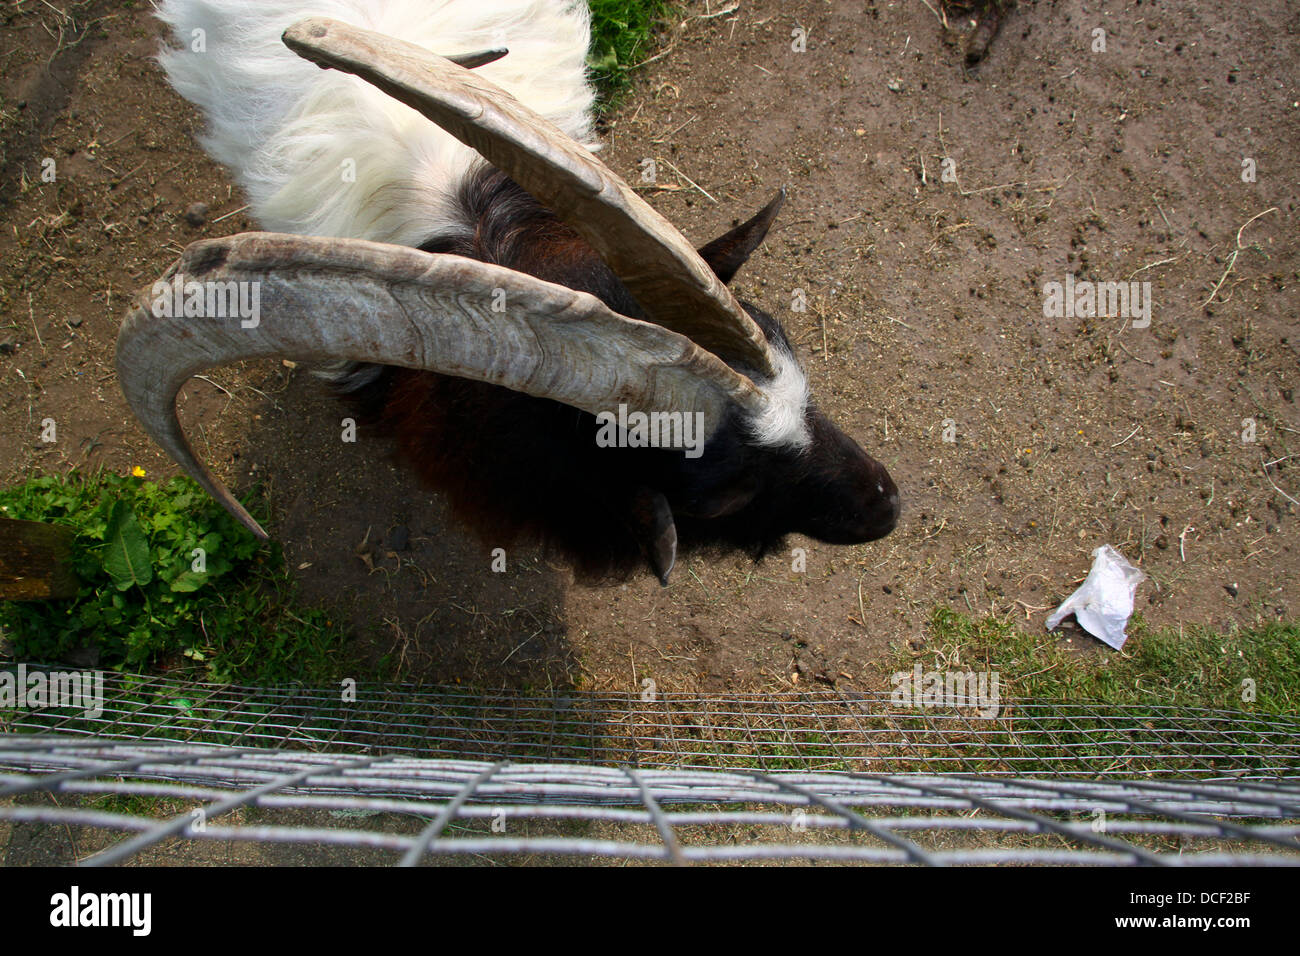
[2, 736, 1298, 865]
[3, 669, 1297, 864]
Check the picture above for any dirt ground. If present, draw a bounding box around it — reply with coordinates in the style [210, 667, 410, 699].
[1, 0, 1296, 696]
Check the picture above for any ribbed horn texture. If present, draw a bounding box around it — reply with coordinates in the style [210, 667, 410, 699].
[117, 233, 768, 540]
[281, 17, 777, 379]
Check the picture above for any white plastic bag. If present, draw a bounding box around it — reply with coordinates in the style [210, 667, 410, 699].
[1045, 545, 1146, 649]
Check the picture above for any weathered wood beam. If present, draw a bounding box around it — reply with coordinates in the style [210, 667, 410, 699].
[0, 517, 80, 600]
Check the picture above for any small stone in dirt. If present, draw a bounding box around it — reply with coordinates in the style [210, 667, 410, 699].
[1154, 534, 1169, 550]
[887, 78, 904, 92]
[67, 316, 83, 328]
[184, 202, 209, 227]
[1224, 583, 1238, 597]
[0, 339, 15, 355]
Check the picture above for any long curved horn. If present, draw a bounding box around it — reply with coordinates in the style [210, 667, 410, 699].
[281, 17, 777, 379]
[117, 233, 768, 540]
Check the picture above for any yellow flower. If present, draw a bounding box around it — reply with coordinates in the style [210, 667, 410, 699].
[131, 466, 146, 478]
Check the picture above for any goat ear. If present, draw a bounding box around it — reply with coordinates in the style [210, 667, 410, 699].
[680, 473, 762, 519]
[697, 188, 786, 284]
[625, 487, 677, 586]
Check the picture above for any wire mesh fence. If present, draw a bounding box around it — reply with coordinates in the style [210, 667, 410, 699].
[4, 669, 1299, 775]
[2, 667, 1298, 864]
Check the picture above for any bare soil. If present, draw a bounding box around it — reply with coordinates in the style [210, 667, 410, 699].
[1, 0, 1297, 696]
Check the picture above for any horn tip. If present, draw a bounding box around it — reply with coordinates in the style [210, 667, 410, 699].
[448, 48, 510, 70]
[283, 17, 331, 42]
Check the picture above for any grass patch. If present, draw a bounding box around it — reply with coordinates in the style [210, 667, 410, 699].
[587, 0, 676, 111]
[862, 609, 1300, 776]
[0, 471, 352, 684]
[902, 607, 1300, 715]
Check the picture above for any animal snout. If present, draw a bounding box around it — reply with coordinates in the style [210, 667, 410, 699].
[854, 473, 900, 541]
[873, 484, 901, 538]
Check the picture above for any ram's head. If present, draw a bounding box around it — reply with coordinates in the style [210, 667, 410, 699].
[118, 19, 898, 584]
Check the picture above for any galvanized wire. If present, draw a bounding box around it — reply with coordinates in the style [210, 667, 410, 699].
[2, 669, 1297, 776]
[2, 736, 1298, 865]
[1, 668, 1298, 864]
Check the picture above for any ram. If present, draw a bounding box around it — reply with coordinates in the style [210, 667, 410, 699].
[118, 0, 899, 584]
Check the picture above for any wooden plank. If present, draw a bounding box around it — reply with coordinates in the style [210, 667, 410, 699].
[0, 517, 80, 600]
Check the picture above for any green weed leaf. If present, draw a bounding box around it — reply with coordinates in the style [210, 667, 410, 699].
[103, 501, 153, 591]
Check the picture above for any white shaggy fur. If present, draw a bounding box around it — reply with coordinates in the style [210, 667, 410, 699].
[751, 343, 811, 449]
[156, 0, 595, 247]
[156, 0, 811, 448]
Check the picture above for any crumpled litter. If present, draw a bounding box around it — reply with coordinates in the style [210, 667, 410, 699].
[1045, 545, 1146, 650]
